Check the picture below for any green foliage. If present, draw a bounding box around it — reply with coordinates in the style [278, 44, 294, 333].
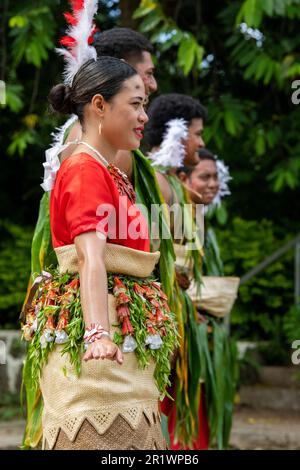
[4, 84, 24, 113]
[236, 0, 300, 27]
[9, 5, 55, 68]
[0, 391, 25, 421]
[283, 303, 300, 343]
[0, 221, 32, 328]
[134, 0, 300, 196]
[134, 0, 204, 75]
[216, 217, 294, 343]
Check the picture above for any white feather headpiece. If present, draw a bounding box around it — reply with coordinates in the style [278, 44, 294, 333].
[149, 118, 188, 169]
[55, 0, 99, 85]
[210, 158, 232, 208]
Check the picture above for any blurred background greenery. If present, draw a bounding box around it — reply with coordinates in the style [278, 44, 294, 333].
[1, 0, 300, 364]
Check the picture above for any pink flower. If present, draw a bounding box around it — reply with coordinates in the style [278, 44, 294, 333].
[46, 315, 55, 331]
[116, 291, 131, 306]
[122, 316, 134, 335]
[56, 309, 69, 330]
[133, 283, 145, 296]
[66, 278, 80, 292]
[117, 304, 130, 320]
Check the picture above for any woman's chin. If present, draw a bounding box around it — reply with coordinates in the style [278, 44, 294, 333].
[131, 139, 141, 150]
[119, 141, 140, 151]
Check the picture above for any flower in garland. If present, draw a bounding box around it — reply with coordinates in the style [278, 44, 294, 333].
[117, 303, 130, 321]
[40, 314, 56, 348]
[150, 298, 160, 309]
[116, 291, 131, 307]
[113, 277, 136, 352]
[133, 282, 146, 297]
[44, 284, 60, 307]
[22, 300, 40, 341]
[113, 277, 127, 295]
[60, 277, 80, 306]
[55, 308, 70, 344]
[154, 307, 167, 324]
[66, 277, 80, 292]
[142, 285, 157, 299]
[121, 316, 134, 336]
[151, 282, 168, 301]
[146, 321, 156, 336]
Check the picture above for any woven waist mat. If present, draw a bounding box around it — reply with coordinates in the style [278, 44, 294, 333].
[40, 293, 160, 450]
[55, 243, 160, 277]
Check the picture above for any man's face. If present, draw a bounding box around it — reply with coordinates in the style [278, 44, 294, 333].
[184, 118, 205, 166]
[132, 51, 157, 97]
[189, 159, 220, 205]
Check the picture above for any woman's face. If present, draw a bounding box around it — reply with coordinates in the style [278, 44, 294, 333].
[184, 118, 205, 166]
[189, 159, 220, 205]
[102, 74, 148, 150]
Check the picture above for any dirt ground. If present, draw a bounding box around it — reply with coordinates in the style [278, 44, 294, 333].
[1, 405, 300, 450]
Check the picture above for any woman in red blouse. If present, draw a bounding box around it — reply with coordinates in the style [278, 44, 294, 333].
[49, 58, 149, 365]
[23, 57, 177, 450]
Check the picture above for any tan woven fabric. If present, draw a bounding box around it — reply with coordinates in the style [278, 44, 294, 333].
[47, 413, 166, 450]
[188, 276, 240, 318]
[40, 294, 161, 450]
[55, 243, 160, 277]
[174, 243, 239, 318]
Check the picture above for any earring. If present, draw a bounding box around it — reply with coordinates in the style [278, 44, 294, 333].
[98, 121, 102, 136]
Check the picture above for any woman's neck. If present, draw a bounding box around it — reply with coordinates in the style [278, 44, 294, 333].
[79, 131, 116, 165]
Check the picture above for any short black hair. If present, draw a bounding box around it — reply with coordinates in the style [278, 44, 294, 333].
[198, 148, 216, 161]
[177, 149, 216, 178]
[94, 27, 154, 64]
[145, 93, 207, 148]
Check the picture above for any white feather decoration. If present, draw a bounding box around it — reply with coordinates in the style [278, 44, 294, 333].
[56, 0, 99, 85]
[149, 118, 188, 169]
[51, 114, 79, 147]
[41, 115, 79, 191]
[210, 158, 232, 208]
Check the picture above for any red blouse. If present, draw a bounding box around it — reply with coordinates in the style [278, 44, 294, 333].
[50, 153, 150, 252]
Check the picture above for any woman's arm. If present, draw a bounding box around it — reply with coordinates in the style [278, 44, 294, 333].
[74, 231, 123, 364]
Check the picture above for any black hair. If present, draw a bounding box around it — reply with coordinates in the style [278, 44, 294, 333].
[48, 57, 137, 124]
[177, 149, 216, 178]
[94, 27, 154, 65]
[145, 93, 207, 148]
[198, 148, 216, 161]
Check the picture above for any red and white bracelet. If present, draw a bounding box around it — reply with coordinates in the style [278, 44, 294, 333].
[83, 323, 110, 345]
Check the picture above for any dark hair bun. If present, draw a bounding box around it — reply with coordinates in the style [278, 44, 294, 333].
[48, 83, 73, 115]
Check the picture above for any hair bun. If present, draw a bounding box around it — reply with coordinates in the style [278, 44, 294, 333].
[48, 83, 74, 115]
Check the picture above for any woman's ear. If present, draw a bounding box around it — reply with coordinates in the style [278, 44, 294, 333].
[91, 94, 105, 116]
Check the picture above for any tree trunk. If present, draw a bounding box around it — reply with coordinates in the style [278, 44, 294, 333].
[119, 0, 140, 29]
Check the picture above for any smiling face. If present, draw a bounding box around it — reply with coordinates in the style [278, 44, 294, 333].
[189, 158, 220, 205]
[132, 51, 157, 97]
[184, 118, 205, 166]
[100, 74, 148, 150]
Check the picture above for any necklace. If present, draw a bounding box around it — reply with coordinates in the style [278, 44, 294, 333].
[78, 141, 136, 204]
[78, 140, 109, 168]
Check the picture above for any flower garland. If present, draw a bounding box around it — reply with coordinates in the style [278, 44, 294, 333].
[22, 270, 178, 395]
